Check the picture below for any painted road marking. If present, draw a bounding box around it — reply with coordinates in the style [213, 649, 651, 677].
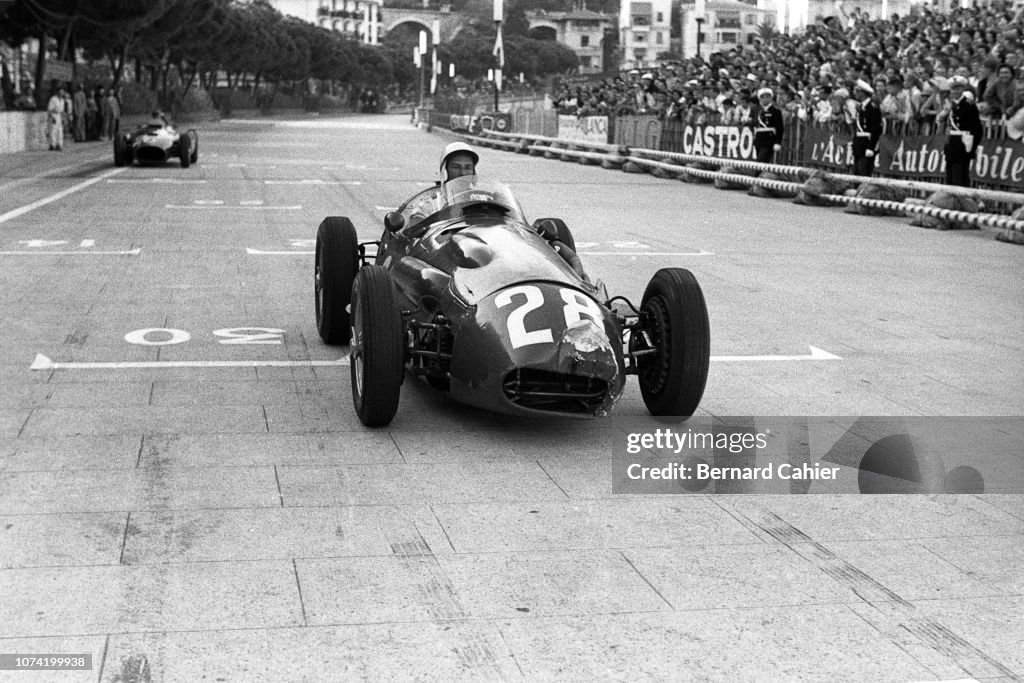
[107, 178, 207, 184]
[264, 179, 362, 186]
[1, 247, 140, 255]
[583, 251, 715, 256]
[0, 167, 126, 224]
[0, 155, 109, 194]
[711, 346, 841, 362]
[31, 353, 348, 371]
[31, 346, 839, 371]
[166, 204, 302, 210]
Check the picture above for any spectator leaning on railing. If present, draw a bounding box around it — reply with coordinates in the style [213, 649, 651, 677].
[982, 63, 1017, 118]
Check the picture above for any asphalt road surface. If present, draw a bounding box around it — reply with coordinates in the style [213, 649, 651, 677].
[0, 113, 1022, 682]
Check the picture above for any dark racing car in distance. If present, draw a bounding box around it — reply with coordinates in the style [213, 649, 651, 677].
[114, 118, 198, 168]
[314, 174, 711, 427]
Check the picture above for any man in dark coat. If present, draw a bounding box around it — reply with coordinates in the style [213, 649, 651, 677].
[753, 87, 785, 164]
[851, 79, 883, 176]
[944, 75, 985, 187]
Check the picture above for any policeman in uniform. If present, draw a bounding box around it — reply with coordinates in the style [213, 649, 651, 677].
[942, 75, 984, 187]
[753, 87, 784, 164]
[851, 79, 882, 177]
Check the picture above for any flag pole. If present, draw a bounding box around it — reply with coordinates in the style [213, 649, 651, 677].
[493, 0, 503, 111]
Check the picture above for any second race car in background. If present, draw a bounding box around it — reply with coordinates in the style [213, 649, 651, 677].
[114, 120, 198, 168]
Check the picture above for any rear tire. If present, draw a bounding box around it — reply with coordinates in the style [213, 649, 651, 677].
[315, 217, 359, 344]
[179, 132, 191, 168]
[350, 266, 404, 427]
[190, 132, 199, 163]
[634, 268, 710, 418]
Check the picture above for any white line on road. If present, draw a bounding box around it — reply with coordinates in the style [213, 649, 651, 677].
[711, 346, 841, 362]
[582, 251, 715, 256]
[0, 167, 127, 224]
[31, 346, 839, 371]
[107, 178, 207, 184]
[165, 204, 302, 210]
[247, 248, 314, 255]
[30, 353, 348, 370]
[264, 179, 362, 185]
[0, 249, 140, 256]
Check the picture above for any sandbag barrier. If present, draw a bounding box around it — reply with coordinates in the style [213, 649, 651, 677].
[457, 129, 1024, 238]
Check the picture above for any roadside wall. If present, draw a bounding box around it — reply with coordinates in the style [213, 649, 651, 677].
[0, 112, 50, 152]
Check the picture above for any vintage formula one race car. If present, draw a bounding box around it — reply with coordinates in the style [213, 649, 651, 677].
[114, 120, 198, 168]
[314, 174, 710, 427]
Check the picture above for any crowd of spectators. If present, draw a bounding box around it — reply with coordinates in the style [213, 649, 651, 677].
[553, 1, 1024, 137]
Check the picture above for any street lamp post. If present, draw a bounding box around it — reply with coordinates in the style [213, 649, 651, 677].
[695, 17, 705, 59]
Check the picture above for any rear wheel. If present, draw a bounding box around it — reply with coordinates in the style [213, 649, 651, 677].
[633, 268, 710, 418]
[190, 133, 199, 163]
[113, 135, 126, 166]
[179, 132, 191, 168]
[315, 217, 359, 344]
[350, 266, 404, 427]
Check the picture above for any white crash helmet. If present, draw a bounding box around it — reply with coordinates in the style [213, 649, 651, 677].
[439, 141, 479, 181]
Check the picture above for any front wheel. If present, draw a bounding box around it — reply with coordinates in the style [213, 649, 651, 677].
[113, 135, 126, 166]
[633, 268, 710, 418]
[179, 132, 191, 168]
[315, 217, 359, 344]
[190, 132, 199, 163]
[350, 266, 404, 427]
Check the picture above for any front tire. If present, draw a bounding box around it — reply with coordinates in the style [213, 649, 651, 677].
[190, 133, 199, 163]
[114, 135, 126, 167]
[350, 266, 404, 427]
[634, 268, 710, 418]
[315, 217, 359, 344]
[179, 132, 191, 168]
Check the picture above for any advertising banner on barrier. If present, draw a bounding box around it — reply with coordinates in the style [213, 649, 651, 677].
[678, 124, 757, 160]
[557, 115, 609, 143]
[803, 126, 854, 170]
[804, 125, 1024, 190]
[970, 137, 1024, 189]
[878, 134, 945, 177]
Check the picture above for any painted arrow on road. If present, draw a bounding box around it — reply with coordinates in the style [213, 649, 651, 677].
[30, 353, 349, 371]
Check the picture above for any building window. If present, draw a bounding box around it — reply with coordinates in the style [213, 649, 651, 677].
[656, 12, 663, 22]
[633, 33, 646, 42]
[747, 33, 756, 43]
[631, 2, 652, 26]
[719, 31, 738, 43]
[580, 56, 592, 68]
[633, 48, 647, 61]
[716, 13, 741, 29]
[655, 31, 663, 44]
[581, 34, 590, 47]
[745, 13, 757, 24]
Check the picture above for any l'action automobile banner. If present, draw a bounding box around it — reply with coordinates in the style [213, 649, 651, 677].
[679, 124, 757, 160]
[803, 126, 854, 170]
[805, 126, 1024, 190]
[557, 115, 609, 144]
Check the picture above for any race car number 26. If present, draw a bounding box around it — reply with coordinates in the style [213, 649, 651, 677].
[495, 285, 603, 349]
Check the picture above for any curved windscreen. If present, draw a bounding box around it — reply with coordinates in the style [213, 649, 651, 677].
[397, 176, 527, 231]
[438, 176, 526, 223]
